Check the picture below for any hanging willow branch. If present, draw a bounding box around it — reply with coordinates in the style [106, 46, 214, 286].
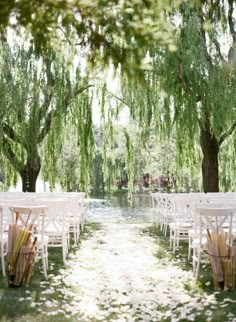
[219, 120, 236, 146]
[1, 136, 22, 172]
[124, 129, 134, 194]
[0, 41, 96, 191]
[2, 123, 22, 145]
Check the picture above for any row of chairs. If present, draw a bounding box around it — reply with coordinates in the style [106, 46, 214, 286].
[0, 192, 86, 279]
[151, 192, 236, 280]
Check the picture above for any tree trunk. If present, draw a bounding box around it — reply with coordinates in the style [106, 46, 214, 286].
[20, 159, 41, 192]
[200, 127, 219, 192]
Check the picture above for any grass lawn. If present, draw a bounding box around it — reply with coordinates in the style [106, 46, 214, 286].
[145, 225, 236, 322]
[0, 223, 100, 322]
[0, 223, 236, 321]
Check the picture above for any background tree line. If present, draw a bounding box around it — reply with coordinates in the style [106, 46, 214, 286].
[0, 1, 236, 193]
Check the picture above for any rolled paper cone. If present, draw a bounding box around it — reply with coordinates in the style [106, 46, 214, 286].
[232, 246, 236, 288]
[207, 229, 212, 242]
[208, 241, 221, 289]
[23, 238, 37, 285]
[25, 232, 32, 246]
[15, 224, 22, 235]
[11, 228, 29, 269]
[25, 251, 35, 287]
[229, 259, 233, 289]
[214, 232, 225, 282]
[209, 251, 218, 289]
[228, 247, 233, 289]
[218, 241, 228, 288]
[217, 232, 228, 257]
[208, 233, 224, 286]
[224, 259, 228, 290]
[213, 249, 224, 283]
[8, 224, 22, 257]
[14, 246, 30, 286]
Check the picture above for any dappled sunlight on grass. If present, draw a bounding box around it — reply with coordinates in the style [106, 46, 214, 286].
[0, 222, 236, 321]
[143, 224, 236, 322]
[0, 223, 101, 322]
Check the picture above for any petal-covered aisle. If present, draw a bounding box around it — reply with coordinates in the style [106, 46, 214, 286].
[52, 222, 220, 322]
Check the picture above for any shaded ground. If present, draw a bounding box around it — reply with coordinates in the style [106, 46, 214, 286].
[1, 196, 236, 321]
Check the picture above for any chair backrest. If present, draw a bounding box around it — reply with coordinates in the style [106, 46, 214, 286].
[193, 202, 225, 232]
[197, 207, 235, 246]
[173, 197, 195, 223]
[9, 205, 47, 241]
[0, 199, 29, 224]
[35, 199, 67, 233]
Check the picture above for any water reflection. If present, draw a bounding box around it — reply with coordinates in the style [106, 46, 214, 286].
[87, 193, 153, 223]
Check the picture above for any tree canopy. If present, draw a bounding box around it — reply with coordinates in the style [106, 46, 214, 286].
[119, 1, 236, 192]
[1, 1, 236, 193]
[0, 42, 93, 191]
[0, 0, 185, 73]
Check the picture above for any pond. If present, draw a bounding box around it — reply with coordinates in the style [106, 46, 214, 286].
[86, 193, 153, 223]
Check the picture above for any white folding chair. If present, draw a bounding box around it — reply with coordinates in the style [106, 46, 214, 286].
[169, 197, 194, 253]
[61, 195, 82, 245]
[36, 199, 70, 264]
[188, 201, 223, 261]
[192, 207, 235, 280]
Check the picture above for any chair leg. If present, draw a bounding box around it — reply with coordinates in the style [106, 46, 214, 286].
[173, 231, 176, 254]
[62, 245, 67, 264]
[194, 251, 202, 281]
[41, 249, 48, 279]
[73, 223, 77, 245]
[62, 237, 69, 264]
[1, 244, 6, 277]
[188, 236, 192, 261]
[164, 218, 169, 236]
[76, 223, 80, 243]
[35, 243, 47, 279]
[67, 232, 70, 250]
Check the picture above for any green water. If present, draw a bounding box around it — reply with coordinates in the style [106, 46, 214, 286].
[87, 193, 153, 223]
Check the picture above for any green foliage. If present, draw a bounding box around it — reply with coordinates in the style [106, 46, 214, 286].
[42, 83, 94, 192]
[0, 0, 181, 74]
[124, 129, 134, 193]
[119, 1, 236, 192]
[0, 41, 94, 191]
[2, 2, 236, 192]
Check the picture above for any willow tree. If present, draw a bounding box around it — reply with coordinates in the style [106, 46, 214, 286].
[0, 43, 92, 192]
[121, 2, 236, 192]
[160, 2, 236, 192]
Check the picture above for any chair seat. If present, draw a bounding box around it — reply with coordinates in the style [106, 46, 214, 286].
[34, 234, 49, 245]
[192, 237, 207, 248]
[169, 222, 192, 229]
[1, 233, 8, 242]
